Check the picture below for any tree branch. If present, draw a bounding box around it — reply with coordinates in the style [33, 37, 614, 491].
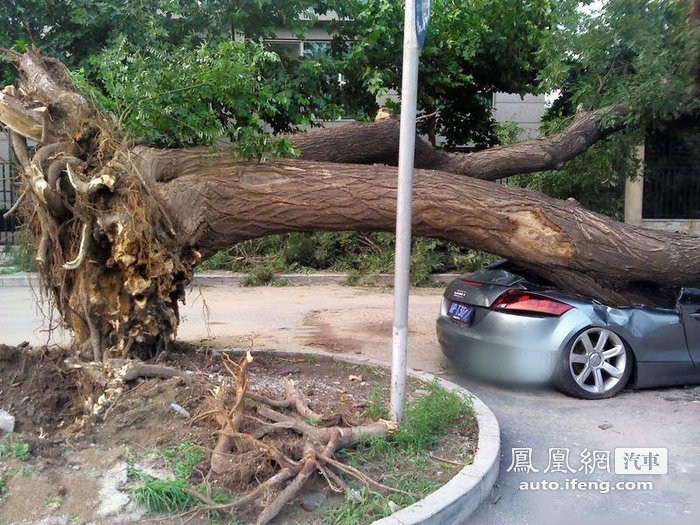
[292, 104, 629, 180]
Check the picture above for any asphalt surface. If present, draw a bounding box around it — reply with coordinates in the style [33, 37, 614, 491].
[1, 276, 698, 524]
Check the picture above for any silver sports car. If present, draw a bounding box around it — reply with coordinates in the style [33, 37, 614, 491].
[436, 260, 700, 399]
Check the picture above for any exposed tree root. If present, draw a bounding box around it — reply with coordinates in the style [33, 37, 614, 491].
[195, 353, 399, 525]
[1, 53, 201, 360]
[63, 357, 185, 427]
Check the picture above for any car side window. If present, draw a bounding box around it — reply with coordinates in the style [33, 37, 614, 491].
[678, 288, 700, 306]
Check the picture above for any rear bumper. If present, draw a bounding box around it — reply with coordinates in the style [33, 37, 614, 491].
[436, 314, 568, 384]
[436, 317, 556, 383]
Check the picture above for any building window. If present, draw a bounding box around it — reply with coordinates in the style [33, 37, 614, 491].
[642, 126, 700, 219]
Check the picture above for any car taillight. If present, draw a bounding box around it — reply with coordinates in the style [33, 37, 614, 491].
[459, 279, 482, 287]
[491, 290, 572, 316]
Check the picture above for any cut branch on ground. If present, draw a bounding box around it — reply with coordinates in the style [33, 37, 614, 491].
[193, 353, 399, 525]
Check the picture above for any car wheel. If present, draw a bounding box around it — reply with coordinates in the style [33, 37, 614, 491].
[554, 327, 633, 399]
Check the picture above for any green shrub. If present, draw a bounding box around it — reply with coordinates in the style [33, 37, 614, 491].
[197, 232, 495, 286]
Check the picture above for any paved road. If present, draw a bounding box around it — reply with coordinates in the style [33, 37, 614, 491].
[1, 278, 698, 524]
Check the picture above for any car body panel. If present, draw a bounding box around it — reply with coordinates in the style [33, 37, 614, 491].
[436, 261, 700, 392]
[678, 287, 700, 365]
[573, 303, 691, 363]
[436, 310, 583, 383]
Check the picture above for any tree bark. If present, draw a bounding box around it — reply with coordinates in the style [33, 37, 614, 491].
[291, 103, 628, 181]
[1, 52, 698, 358]
[146, 151, 698, 306]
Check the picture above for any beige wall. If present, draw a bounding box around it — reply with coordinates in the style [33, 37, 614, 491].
[492, 93, 546, 139]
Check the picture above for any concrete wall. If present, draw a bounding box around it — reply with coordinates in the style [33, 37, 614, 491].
[492, 93, 546, 139]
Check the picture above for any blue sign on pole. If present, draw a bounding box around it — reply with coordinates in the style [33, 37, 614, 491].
[416, 0, 431, 49]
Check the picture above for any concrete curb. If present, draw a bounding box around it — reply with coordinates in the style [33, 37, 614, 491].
[0, 271, 461, 287]
[227, 348, 500, 525]
[373, 373, 500, 525]
[0, 272, 39, 287]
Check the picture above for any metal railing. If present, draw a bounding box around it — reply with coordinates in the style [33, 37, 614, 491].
[0, 160, 19, 245]
[642, 165, 700, 220]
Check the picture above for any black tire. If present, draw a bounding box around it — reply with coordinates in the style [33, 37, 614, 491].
[553, 326, 633, 399]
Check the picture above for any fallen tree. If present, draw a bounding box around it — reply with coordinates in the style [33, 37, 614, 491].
[1, 52, 699, 360]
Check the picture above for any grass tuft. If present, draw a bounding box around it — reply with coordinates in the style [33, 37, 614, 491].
[132, 478, 201, 513]
[128, 440, 211, 514]
[393, 380, 473, 451]
[327, 380, 475, 524]
[0, 437, 32, 461]
[361, 386, 389, 421]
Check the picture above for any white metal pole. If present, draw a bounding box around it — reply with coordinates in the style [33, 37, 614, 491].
[391, 0, 420, 424]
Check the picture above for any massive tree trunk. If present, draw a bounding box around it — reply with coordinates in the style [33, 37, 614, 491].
[2, 52, 699, 359]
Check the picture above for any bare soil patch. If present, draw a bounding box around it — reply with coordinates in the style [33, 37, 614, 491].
[0, 342, 477, 525]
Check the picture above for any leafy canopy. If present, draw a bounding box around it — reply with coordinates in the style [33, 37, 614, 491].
[334, 0, 556, 148]
[2, 0, 355, 149]
[2, 0, 696, 215]
[540, 0, 699, 128]
[2, 0, 558, 149]
[95, 39, 294, 153]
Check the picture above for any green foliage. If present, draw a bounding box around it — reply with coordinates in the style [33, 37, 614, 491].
[0, 438, 31, 461]
[6, 0, 691, 232]
[361, 386, 389, 421]
[336, 0, 556, 148]
[132, 478, 201, 513]
[0, 442, 36, 497]
[494, 120, 525, 146]
[539, 0, 698, 129]
[198, 232, 495, 286]
[2, 1, 355, 150]
[3, 0, 557, 150]
[409, 238, 453, 287]
[1, 231, 37, 272]
[69, 67, 118, 114]
[5, 0, 695, 155]
[1, 0, 333, 85]
[241, 267, 289, 287]
[329, 382, 473, 523]
[44, 496, 64, 509]
[345, 382, 474, 459]
[95, 39, 288, 151]
[159, 441, 205, 480]
[512, 131, 640, 219]
[514, 0, 694, 218]
[10, 443, 30, 461]
[393, 380, 474, 451]
[323, 481, 441, 525]
[128, 440, 219, 515]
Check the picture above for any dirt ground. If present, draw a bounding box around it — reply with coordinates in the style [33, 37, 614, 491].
[0, 338, 477, 525]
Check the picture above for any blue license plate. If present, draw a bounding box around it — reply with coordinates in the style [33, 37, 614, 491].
[448, 302, 474, 324]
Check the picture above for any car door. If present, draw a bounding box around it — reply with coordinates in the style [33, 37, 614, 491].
[678, 287, 700, 365]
